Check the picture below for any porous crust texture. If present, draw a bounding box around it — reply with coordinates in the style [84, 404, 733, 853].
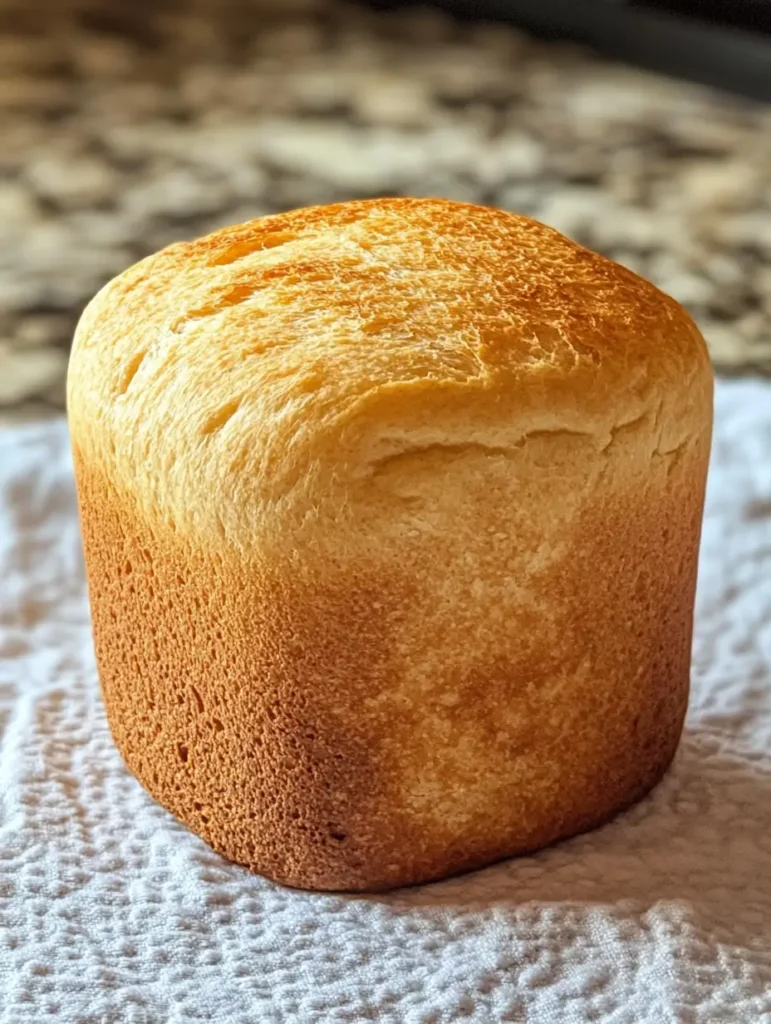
[68, 197, 714, 891]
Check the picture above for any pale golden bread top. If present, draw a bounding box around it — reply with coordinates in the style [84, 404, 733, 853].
[67, 197, 712, 554]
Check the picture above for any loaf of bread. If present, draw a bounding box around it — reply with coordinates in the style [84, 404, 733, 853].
[68, 198, 713, 892]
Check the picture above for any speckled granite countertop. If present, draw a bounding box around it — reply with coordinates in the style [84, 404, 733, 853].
[3, 0, 771, 423]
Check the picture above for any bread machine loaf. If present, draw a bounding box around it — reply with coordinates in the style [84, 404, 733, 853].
[67, 197, 713, 891]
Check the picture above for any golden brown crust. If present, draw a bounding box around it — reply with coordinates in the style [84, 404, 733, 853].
[68, 198, 714, 891]
[75, 445, 705, 890]
[73, 425, 709, 891]
[67, 197, 710, 556]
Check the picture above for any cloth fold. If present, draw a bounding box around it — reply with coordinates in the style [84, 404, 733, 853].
[1, 380, 770, 1023]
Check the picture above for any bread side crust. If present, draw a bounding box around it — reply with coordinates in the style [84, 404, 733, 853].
[75, 426, 708, 891]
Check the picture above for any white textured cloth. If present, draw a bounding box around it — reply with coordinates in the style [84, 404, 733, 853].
[1, 380, 770, 1024]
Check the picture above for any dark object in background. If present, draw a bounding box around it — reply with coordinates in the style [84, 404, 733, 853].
[379, 0, 771, 101]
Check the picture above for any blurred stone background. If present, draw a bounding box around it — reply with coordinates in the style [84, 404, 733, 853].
[2, 0, 771, 422]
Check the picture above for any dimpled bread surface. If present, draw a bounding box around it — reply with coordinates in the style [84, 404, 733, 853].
[67, 197, 713, 891]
